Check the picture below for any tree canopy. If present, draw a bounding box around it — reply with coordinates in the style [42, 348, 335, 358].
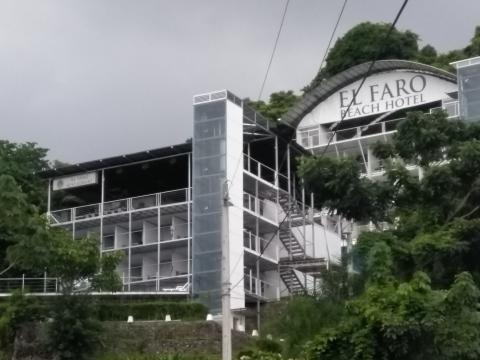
[289, 110, 480, 358]
[247, 90, 300, 122]
[305, 23, 480, 92]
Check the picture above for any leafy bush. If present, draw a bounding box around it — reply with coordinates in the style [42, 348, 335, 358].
[48, 295, 101, 360]
[96, 353, 219, 360]
[237, 338, 283, 360]
[238, 351, 283, 360]
[260, 296, 344, 357]
[97, 301, 207, 321]
[0, 291, 44, 349]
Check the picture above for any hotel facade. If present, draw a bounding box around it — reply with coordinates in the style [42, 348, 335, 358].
[42, 56, 480, 328]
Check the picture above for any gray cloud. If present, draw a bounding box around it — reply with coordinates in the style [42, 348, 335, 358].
[0, 0, 478, 163]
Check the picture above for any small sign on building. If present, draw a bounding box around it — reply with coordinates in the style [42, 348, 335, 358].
[52, 172, 98, 191]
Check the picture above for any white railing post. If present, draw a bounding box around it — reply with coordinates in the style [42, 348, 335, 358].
[381, 122, 386, 133]
[22, 274, 25, 292]
[55, 278, 58, 293]
[44, 272, 47, 293]
[257, 161, 261, 179]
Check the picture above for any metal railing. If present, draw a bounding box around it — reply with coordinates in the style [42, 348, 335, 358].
[102, 222, 191, 251]
[0, 275, 58, 294]
[244, 273, 279, 300]
[122, 259, 191, 284]
[243, 230, 278, 261]
[243, 155, 289, 191]
[298, 117, 404, 149]
[243, 193, 277, 223]
[49, 188, 190, 225]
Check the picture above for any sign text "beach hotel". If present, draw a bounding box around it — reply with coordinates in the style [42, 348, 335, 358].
[339, 74, 427, 119]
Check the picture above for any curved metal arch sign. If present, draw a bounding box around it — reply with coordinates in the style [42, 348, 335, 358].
[298, 70, 457, 128]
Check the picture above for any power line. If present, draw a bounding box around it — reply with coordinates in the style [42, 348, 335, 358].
[320, 0, 410, 157]
[315, 0, 349, 79]
[258, 0, 291, 101]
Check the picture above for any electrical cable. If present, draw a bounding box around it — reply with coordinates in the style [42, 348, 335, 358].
[315, 0, 349, 82]
[319, 0, 410, 157]
[258, 0, 291, 101]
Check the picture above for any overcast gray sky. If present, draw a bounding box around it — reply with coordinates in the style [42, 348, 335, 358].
[0, 0, 479, 163]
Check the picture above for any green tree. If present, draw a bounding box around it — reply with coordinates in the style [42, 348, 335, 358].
[464, 26, 480, 57]
[247, 91, 299, 122]
[306, 22, 420, 91]
[0, 141, 48, 208]
[294, 110, 480, 357]
[0, 140, 122, 359]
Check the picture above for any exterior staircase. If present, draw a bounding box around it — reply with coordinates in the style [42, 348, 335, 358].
[278, 192, 309, 294]
[279, 266, 306, 295]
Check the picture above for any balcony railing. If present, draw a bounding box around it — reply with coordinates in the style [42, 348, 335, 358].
[0, 276, 58, 294]
[243, 230, 278, 261]
[298, 118, 403, 149]
[102, 222, 190, 251]
[124, 259, 190, 282]
[243, 193, 277, 223]
[244, 273, 279, 300]
[49, 188, 190, 225]
[243, 155, 289, 192]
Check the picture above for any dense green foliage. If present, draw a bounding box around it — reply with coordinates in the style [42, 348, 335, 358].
[292, 110, 480, 358]
[48, 295, 102, 360]
[0, 138, 122, 358]
[0, 140, 48, 208]
[0, 292, 45, 349]
[0, 297, 206, 322]
[96, 353, 218, 360]
[307, 22, 419, 91]
[259, 297, 344, 357]
[306, 23, 480, 92]
[247, 90, 300, 122]
[97, 301, 207, 321]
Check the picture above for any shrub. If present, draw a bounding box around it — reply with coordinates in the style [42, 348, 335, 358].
[0, 291, 44, 350]
[97, 301, 207, 321]
[48, 295, 101, 360]
[96, 353, 219, 360]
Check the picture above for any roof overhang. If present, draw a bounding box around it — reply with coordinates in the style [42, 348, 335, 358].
[40, 142, 192, 178]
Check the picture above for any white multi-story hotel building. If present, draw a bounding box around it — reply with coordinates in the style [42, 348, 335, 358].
[43, 90, 343, 329]
[42, 56, 480, 328]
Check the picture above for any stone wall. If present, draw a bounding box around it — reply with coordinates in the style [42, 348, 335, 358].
[12, 321, 250, 360]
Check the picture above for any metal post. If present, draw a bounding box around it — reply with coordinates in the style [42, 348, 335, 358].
[221, 179, 232, 360]
[128, 213, 132, 291]
[72, 209, 76, 240]
[157, 206, 161, 293]
[311, 193, 315, 260]
[22, 274, 25, 292]
[302, 183, 306, 259]
[286, 144, 291, 195]
[187, 154, 192, 293]
[274, 136, 279, 187]
[47, 180, 52, 217]
[100, 169, 105, 257]
[43, 272, 47, 293]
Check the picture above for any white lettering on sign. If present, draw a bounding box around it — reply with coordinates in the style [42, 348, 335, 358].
[339, 74, 428, 119]
[296, 71, 458, 129]
[52, 172, 98, 191]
